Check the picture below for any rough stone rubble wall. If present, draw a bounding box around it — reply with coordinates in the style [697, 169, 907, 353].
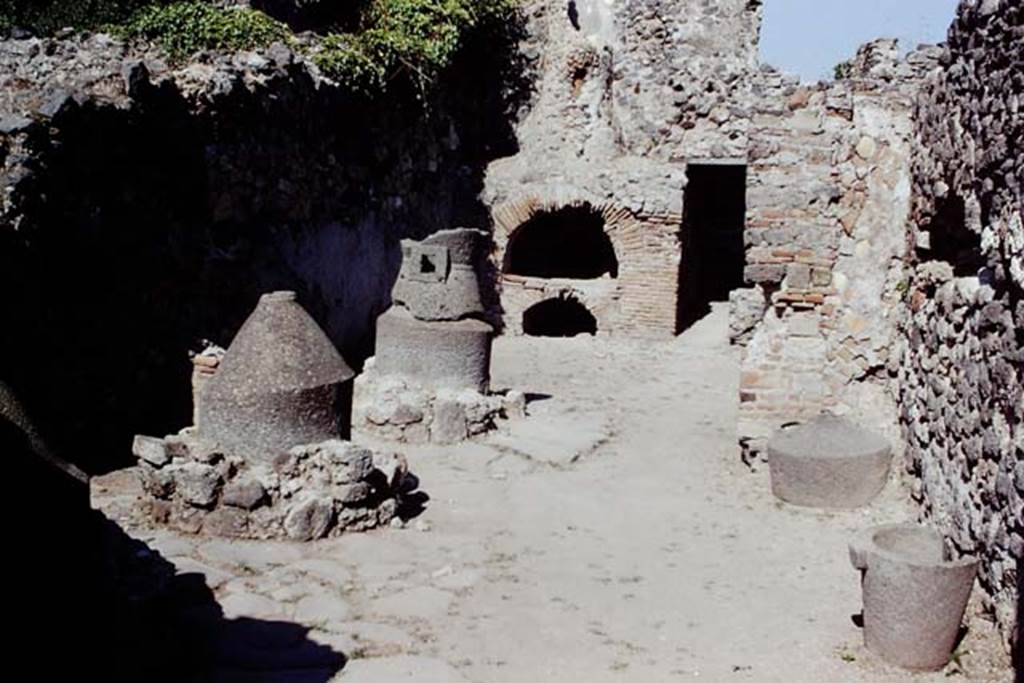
[484, 0, 761, 337]
[899, 0, 1023, 646]
[736, 42, 938, 453]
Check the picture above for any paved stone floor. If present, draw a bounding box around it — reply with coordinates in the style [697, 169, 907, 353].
[94, 305, 1012, 682]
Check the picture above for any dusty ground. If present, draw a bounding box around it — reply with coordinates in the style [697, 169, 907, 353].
[95, 305, 1013, 682]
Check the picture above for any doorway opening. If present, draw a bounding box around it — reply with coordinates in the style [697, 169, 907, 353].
[677, 164, 747, 333]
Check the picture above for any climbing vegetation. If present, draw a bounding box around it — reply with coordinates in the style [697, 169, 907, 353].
[121, 2, 291, 60]
[0, 0, 521, 97]
[0, 0, 169, 35]
[313, 0, 520, 96]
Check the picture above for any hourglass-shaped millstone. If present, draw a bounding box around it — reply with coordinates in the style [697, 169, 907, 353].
[375, 228, 494, 392]
[198, 291, 355, 462]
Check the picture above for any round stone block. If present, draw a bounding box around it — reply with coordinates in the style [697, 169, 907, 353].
[373, 307, 493, 392]
[767, 414, 892, 508]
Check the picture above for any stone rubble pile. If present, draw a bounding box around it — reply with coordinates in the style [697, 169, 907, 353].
[134, 432, 404, 541]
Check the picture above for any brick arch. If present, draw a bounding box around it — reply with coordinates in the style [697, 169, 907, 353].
[489, 195, 682, 337]
[491, 196, 643, 270]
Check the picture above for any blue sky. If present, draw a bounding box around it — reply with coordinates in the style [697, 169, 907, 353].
[760, 0, 960, 82]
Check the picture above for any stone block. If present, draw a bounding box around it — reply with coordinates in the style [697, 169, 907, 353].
[744, 264, 786, 284]
[785, 263, 812, 290]
[133, 435, 169, 467]
[767, 415, 892, 508]
[140, 465, 175, 499]
[203, 507, 249, 538]
[222, 479, 267, 510]
[174, 463, 222, 509]
[335, 482, 372, 506]
[285, 496, 334, 541]
[431, 398, 467, 444]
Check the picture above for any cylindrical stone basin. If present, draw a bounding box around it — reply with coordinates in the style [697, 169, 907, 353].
[199, 291, 355, 462]
[767, 414, 892, 508]
[849, 523, 977, 671]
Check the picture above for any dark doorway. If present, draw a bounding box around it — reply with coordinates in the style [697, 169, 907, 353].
[522, 298, 597, 337]
[677, 164, 747, 333]
[918, 193, 985, 276]
[504, 206, 618, 279]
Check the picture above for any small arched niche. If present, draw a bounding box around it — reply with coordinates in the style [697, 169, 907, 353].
[522, 298, 597, 337]
[504, 205, 618, 279]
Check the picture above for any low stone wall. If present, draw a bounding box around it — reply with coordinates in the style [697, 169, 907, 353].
[899, 0, 1023, 647]
[353, 365, 525, 444]
[134, 431, 405, 540]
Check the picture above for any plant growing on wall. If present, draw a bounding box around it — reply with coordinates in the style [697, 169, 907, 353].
[313, 0, 519, 97]
[121, 1, 291, 59]
[0, 0, 522, 100]
[833, 60, 853, 81]
[0, 0, 172, 34]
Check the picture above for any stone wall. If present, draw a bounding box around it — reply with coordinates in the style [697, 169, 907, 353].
[899, 0, 1022, 648]
[484, 0, 762, 337]
[736, 41, 938, 453]
[0, 32, 521, 472]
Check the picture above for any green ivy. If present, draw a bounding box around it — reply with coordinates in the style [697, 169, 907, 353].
[1, 0, 521, 99]
[0, 0, 169, 34]
[121, 2, 290, 60]
[313, 0, 519, 97]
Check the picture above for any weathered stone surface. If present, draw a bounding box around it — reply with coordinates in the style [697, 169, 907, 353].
[728, 287, 766, 345]
[374, 302, 493, 394]
[334, 482, 371, 507]
[203, 507, 249, 538]
[222, 479, 267, 510]
[767, 414, 892, 509]
[900, 0, 1023, 644]
[199, 291, 355, 464]
[164, 433, 192, 460]
[140, 465, 175, 499]
[284, 496, 334, 541]
[173, 462, 222, 509]
[849, 524, 977, 671]
[133, 435, 169, 467]
[431, 397, 467, 445]
[390, 228, 489, 322]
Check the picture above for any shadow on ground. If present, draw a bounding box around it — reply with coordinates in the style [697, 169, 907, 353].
[103, 518, 347, 683]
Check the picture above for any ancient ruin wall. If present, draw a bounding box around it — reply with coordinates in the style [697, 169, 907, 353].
[485, 0, 762, 337]
[0, 34, 519, 471]
[736, 42, 938, 453]
[899, 0, 1023, 646]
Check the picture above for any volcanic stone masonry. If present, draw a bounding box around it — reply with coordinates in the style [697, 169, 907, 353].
[132, 292, 409, 540]
[355, 229, 526, 443]
[898, 0, 1023, 646]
